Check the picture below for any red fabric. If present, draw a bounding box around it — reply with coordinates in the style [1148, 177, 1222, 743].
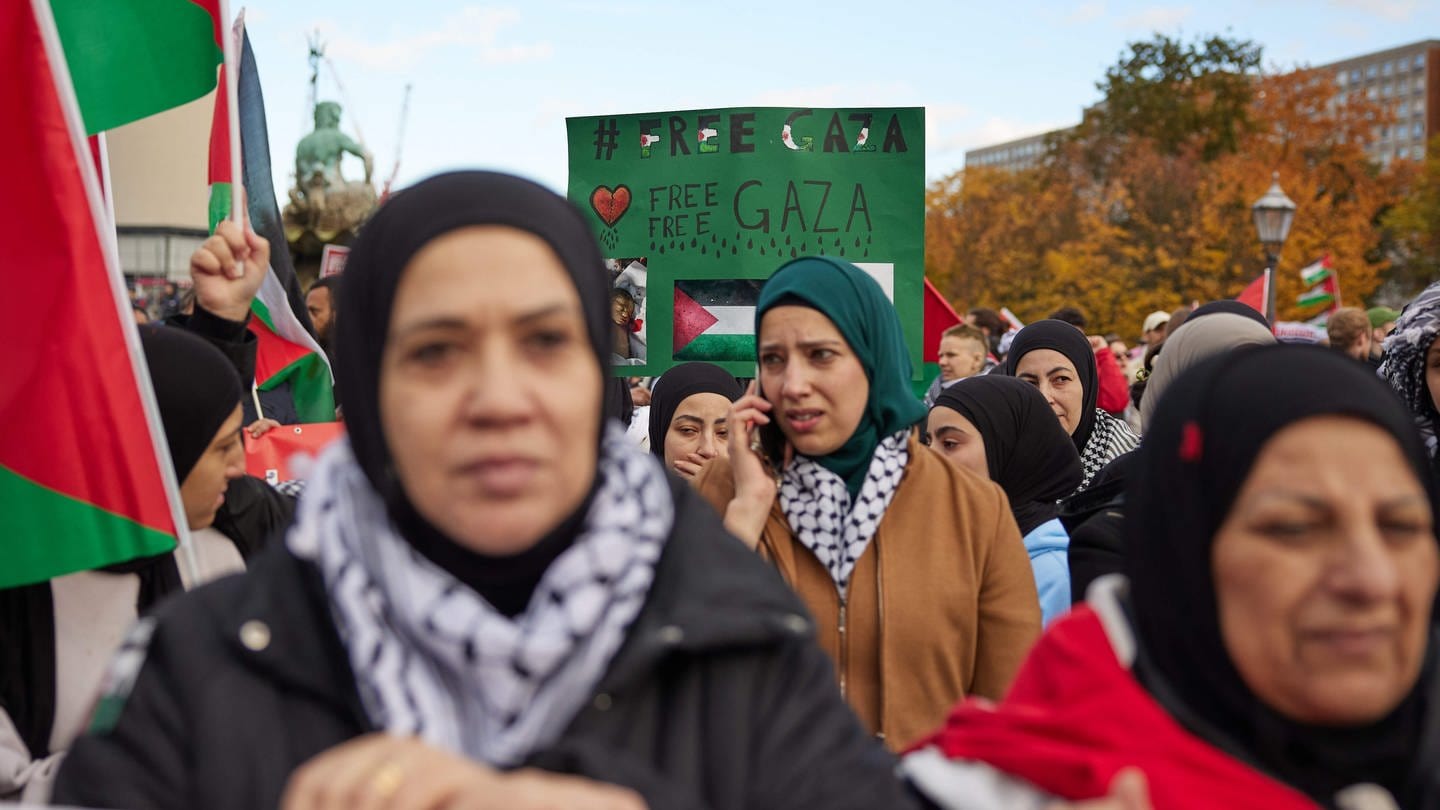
[0, 2, 174, 534]
[1236, 272, 1268, 318]
[922, 278, 963, 363]
[1094, 346, 1129, 414]
[909, 608, 1320, 809]
[248, 318, 312, 385]
[190, 0, 224, 46]
[207, 62, 229, 186]
[244, 422, 344, 483]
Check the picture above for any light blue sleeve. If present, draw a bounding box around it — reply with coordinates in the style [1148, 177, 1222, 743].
[1029, 549, 1072, 627]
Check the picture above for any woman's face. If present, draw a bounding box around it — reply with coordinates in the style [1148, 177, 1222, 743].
[179, 404, 245, 530]
[1015, 348, 1084, 436]
[662, 392, 731, 472]
[379, 226, 601, 555]
[1426, 339, 1440, 416]
[926, 406, 988, 479]
[1212, 416, 1437, 725]
[758, 305, 869, 457]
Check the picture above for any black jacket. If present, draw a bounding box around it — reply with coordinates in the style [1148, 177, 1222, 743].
[1060, 451, 1135, 604]
[54, 479, 917, 810]
[181, 305, 301, 425]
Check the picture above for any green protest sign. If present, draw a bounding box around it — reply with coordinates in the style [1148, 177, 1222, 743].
[565, 106, 925, 379]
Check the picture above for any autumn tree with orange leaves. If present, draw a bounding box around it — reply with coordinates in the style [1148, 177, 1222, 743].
[927, 34, 1412, 337]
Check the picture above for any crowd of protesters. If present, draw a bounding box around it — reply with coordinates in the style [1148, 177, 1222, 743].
[5, 169, 1440, 809]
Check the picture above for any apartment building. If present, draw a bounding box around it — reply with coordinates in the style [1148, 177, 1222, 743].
[963, 38, 1440, 171]
[1324, 39, 1439, 165]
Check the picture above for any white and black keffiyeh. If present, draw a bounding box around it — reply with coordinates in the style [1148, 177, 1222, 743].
[1381, 281, 1440, 459]
[779, 431, 910, 593]
[1078, 409, 1140, 492]
[287, 423, 673, 766]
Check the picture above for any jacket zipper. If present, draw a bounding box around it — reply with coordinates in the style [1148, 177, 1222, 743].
[874, 536, 886, 744]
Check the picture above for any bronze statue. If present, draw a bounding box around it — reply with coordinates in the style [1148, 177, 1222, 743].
[284, 101, 376, 252]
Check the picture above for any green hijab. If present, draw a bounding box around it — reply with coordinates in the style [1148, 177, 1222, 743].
[756, 256, 926, 496]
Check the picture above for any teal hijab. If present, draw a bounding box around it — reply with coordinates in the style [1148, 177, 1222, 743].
[756, 257, 926, 496]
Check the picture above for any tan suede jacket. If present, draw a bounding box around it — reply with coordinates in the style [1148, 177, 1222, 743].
[696, 434, 1042, 750]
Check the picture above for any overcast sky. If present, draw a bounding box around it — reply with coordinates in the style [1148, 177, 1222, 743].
[238, 0, 1439, 197]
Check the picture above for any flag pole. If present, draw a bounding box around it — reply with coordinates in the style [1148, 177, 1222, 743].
[31, 0, 199, 582]
[219, 0, 243, 226]
[1263, 266, 1276, 328]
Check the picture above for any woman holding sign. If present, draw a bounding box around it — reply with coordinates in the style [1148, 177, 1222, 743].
[54, 173, 917, 810]
[697, 256, 1042, 752]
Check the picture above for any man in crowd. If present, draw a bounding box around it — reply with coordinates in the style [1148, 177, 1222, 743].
[1141, 311, 1169, 350]
[305, 276, 340, 351]
[965, 307, 1006, 362]
[924, 324, 990, 407]
[1368, 306, 1399, 368]
[1326, 307, 1372, 362]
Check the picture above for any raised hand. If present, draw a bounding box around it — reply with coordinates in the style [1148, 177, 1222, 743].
[190, 202, 270, 323]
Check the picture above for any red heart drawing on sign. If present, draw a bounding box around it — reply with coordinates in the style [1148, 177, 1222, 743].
[590, 185, 631, 228]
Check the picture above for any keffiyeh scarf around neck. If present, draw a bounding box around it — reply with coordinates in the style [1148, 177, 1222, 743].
[1079, 410, 1140, 493]
[779, 431, 910, 593]
[287, 424, 673, 766]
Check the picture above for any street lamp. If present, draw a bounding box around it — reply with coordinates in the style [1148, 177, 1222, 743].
[1251, 172, 1296, 324]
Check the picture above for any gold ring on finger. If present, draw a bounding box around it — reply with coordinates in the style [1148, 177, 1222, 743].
[370, 761, 404, 799]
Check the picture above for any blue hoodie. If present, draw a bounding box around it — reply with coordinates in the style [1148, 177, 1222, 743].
[1024, 518, 1071, 626]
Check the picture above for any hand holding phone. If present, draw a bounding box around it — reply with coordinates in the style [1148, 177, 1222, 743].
[723, 380, 786, 549]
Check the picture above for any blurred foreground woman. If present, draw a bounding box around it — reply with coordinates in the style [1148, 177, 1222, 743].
[54, 172, 914, 810]
[905, 346, 1440, 809]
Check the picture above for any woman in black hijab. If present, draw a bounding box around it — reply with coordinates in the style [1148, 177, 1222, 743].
[2, 326, 249, 803]
[55, 171, 917, 810]
[1127, 344, 1440, 806]
[903, 345, 1440, 808]
[930, 377, 1082, 626]
[647, 361, 741, 481]
[1001, 319, 1139, 492]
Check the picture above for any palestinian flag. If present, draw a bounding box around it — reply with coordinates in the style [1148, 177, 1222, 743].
[1299, 255, 1333, 287]
[916, 278, 963, 397]
[673, 264, 897, 363]
[1, 0, 184, 588]
[1235, 270, 1272, 322]
[673, 279, 762, 362]
[209, 26, 335, 423]
[1298, 273, 1340, 310]
[922, 278, 963, 363]
[51, 0, 222, 135]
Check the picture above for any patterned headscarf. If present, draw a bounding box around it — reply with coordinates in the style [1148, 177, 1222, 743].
[1380, 281, 1440, 458]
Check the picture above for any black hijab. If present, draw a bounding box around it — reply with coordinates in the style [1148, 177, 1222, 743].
[1128, 344, 1438, 805]
[0, 326, 244, 760]
[1187, 299, 1270, 328]
[648, 362, 742, 459]
[336, 171, 611, 498]
[333, 171, 612, 617]
[140, 324, 244, 481]
[934, 376, 1082, 535]
[1000, 320, 1099, 453]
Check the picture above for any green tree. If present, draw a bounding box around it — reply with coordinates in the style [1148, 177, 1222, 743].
[1382, 136, 1440, 300]
[1083, 34, 1263, 163]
